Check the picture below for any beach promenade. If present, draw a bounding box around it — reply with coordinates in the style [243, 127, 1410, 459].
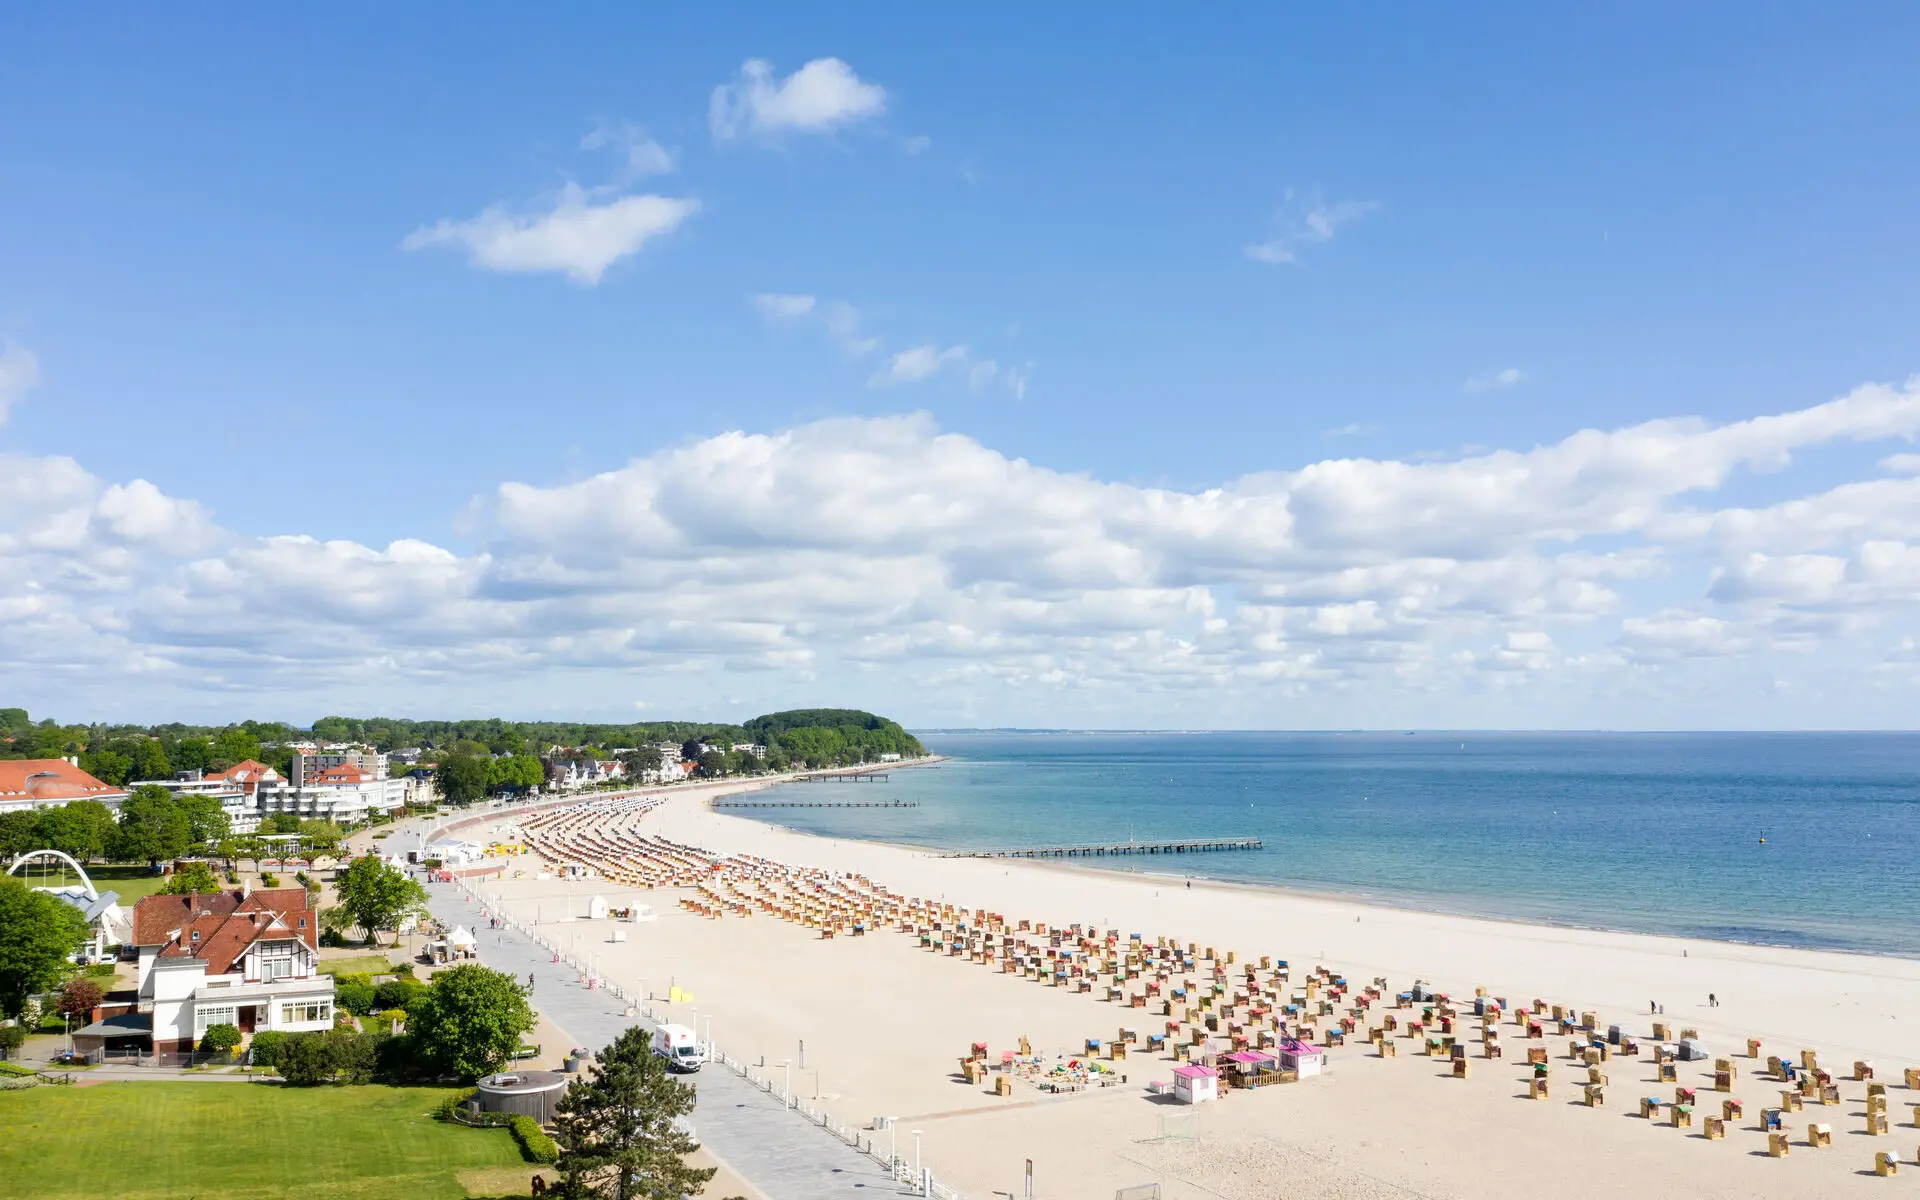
[422, 877, 911, 1200]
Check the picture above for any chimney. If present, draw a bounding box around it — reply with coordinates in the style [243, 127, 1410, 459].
[243, 878, 252, 900]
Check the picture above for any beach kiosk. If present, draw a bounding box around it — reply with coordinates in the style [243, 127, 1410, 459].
[1278, 1039, 1329, 1078]
[1172, 1064, 1219, 1104]
[588, 894, 609, 920]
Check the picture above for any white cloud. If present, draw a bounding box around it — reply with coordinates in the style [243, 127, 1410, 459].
[1464, 367, 1527, 393]
[1245, 195, 1380, 265]
[752, 293, 817, 321]
[1879, 452, 1920, 475]
[403, 184, 698, 285]
[710, 58, 887, 141]
[579, 121, 675, 178]
[12, 377, 1920, 725]
[872, 345, 970, 386]
[1324, 423, 1377, 438]
[0, 344, 40, 424]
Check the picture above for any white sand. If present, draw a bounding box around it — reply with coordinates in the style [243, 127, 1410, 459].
[445, 781, 1920, 1199]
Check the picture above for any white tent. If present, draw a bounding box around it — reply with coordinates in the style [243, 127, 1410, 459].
[588, 895, 609, 920]
[449, 925, 478, 949]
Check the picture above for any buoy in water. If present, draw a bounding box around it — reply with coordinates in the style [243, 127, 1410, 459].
[1758, 838, 1766, 844]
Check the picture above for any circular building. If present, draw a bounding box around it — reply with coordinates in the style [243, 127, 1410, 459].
[472, 1070, 568, 1125]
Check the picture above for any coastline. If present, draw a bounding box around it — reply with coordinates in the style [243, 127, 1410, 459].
[738, 819, 1920, 963]
[464, 784, 1920, 1199]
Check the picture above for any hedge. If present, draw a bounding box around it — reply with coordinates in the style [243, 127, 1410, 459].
[509, 1114, 558, 1164]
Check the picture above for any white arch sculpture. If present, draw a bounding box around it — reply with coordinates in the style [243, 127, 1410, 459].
[6, 849, 98, 900]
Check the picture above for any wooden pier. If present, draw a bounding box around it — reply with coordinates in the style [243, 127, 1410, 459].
[798, 772, 890, 782]
[945, 836, 1262, 860]
[711, 799, 919, 809]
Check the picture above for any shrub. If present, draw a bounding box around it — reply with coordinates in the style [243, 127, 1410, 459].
[277, 1032, 335, 1084]
[83, 962, 118, 979]
[0, 1025, 26, 1059]
[335, 982, 376, 1016]
[248, 1030, 288, 1068]
[509, 1114, 558, 1164]
[199, 1023, 242, 1054]
[373, 979, 424, 1011]
[376, 1007, 409, 1028]
[260, 872, 280, 887]
[320, 928, 349, 948]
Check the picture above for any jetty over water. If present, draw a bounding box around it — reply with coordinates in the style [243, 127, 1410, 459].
[797, 772, 890, 782]
[945, 836, 1263, 860]
[711, 799, 920, 809]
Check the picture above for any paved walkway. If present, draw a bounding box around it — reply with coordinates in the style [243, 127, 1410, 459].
[425, 879, 910, 1200]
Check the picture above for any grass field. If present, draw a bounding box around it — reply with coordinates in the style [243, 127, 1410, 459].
[316, 955, 400, 977]
[18, 862, 176, 904]
[0, 1082, 526, 1199]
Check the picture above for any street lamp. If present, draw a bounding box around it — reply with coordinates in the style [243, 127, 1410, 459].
[779, 1058, 792, 1107]
[913, 1129, 923, 1183]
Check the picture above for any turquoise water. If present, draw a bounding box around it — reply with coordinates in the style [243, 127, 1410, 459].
[740, 732, 1920, 957]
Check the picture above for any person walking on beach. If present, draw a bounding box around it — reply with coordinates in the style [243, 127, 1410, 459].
[528, 971, 536, 994]
[1650, 1000, 1657, 1015]
[1708, 993, 1717, 1008]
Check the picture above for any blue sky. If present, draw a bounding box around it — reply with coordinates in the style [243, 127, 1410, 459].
[3, 7, 1919, 728]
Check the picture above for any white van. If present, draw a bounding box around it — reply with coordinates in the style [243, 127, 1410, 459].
[652, 1023, 705, 1072]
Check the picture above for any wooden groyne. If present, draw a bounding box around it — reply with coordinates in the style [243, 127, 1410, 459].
[711, 799, 920, 809]
[945, 836, 1263, 860]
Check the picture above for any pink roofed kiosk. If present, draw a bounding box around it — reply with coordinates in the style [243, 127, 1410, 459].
[1172, 1063, 1219, 1104]
[1279, 1039, 1329, 1078]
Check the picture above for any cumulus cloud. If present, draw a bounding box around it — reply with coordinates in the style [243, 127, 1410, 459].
[10, 378, 1920, 723]
[710, 58, 887, 140]
[403, 184, 698, 285]
[1245, 194, 1379, 265]
[0, 344, 40, 424]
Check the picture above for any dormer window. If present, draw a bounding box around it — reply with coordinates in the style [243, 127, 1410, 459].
[190, 930, 200, 942]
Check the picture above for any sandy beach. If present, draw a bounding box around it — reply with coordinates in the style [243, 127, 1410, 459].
[442, 777, 1920, 1200]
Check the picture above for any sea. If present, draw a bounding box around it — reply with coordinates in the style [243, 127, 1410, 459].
[738, 731, 1920, 958]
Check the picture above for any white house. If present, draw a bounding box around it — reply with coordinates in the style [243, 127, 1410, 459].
[128, 887, 336, 1053]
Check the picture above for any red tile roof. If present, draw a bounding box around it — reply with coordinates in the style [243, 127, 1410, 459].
[0, 759, 122, 802]
[131, 888, 318, 975]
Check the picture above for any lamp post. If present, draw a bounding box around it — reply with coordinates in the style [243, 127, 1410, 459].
[913, 1129, 923, 1185]
[779, 1058, 792, 1107]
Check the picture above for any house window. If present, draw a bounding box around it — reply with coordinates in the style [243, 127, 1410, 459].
[195, 1005, 237, 1034]
[279, 1001, 330, 1024]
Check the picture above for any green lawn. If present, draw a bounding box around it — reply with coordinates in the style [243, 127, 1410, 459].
[317, 955, 400, 978]
[18, 862, 176, 904]
[0, 1082, 525, 1199]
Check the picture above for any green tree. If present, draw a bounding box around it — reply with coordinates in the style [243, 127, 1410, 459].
[551, 1025, 715, 1200]
[333, 854, 428, 941]
[111, 787, 189, 866]
[173, 738, 213, 772]
[437, 753, 489, 806]
[34, 801, 116, 862]
[296, 819, 343, 855]
[160, 860, 223, 895]
[199, 1022, 242, 1054]
[696, 751, 727, 778]
[212, 727, 263, 768]
[406, 963, 535, 1080]
[174, 793, 231, 848]
[131, 738, 172, 782]
[0, 810, 43, 858]
[0, 876, 88, 1017]
[79, 748, 133, 786]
